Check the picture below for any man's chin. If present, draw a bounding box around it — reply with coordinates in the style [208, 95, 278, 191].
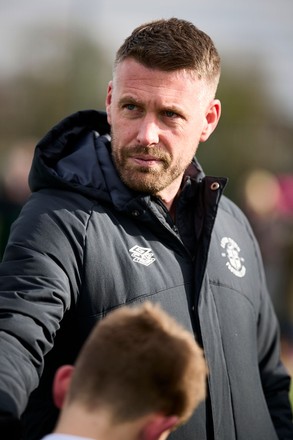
[120, 172, 164, 194]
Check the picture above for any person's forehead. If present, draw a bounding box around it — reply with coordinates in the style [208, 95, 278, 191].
[114, 58, 196, 82]
[113, 58, 204, 98]
[113, 58, 207, 107]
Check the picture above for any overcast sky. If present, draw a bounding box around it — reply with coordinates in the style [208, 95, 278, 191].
[1, 0, 293, 120]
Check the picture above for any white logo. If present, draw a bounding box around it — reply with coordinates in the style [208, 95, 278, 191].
[129, 245, 156, 266]
[220, 237, 246, 278]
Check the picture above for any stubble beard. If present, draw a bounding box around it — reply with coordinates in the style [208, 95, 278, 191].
[111, 137, 185, 195]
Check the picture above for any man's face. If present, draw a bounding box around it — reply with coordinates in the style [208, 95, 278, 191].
[106, 58, 220, 200]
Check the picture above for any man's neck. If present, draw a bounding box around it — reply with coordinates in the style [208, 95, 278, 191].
[156, 174, 183, 215]
[54, 405, 145, 440]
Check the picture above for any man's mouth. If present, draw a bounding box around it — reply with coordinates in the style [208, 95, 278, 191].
[130, 155, 162, 167]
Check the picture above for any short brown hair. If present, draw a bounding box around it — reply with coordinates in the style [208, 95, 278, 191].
[67, 302, 207, 424]
[115, 17, 221, 87]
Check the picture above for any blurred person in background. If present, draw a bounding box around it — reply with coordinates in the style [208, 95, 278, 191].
[0, 141, 33, 260]
[41, 302, 207, 440]
[242, 170, 293, 373]
[0, 18, 292, 440]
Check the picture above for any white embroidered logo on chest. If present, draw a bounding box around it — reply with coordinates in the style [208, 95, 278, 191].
[221, 237, 246, 278]
[129, 245, 156, 266]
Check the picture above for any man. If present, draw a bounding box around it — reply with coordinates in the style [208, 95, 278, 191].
[0, 17, 292, 440]
[41, 301, 206, 440]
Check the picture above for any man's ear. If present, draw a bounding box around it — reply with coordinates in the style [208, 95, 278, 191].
[141, 414, 179, 440]
[52, 365, 74, 409]
[200, 98, 221, 142]
[105, 80, 113, 125]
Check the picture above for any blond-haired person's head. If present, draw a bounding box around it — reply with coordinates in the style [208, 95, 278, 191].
[53, 302, 207, 440]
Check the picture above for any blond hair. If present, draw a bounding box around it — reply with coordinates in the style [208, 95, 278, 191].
[67, 302, 207, 425]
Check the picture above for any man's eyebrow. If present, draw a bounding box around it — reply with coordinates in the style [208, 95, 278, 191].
[162, 104, 183, 113]
[118, 95, 141, 105]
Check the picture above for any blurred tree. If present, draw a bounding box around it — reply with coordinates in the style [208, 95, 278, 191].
[0, 26, 112, 153]
[197, 65, 293, 204]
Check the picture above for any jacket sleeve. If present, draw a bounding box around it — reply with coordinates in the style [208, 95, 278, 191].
[255, 231, 293, 439]
[0, 190, 86, 421]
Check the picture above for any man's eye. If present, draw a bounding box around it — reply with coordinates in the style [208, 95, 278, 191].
[164, 110, 178, 118]
[124, 104, 136, 111]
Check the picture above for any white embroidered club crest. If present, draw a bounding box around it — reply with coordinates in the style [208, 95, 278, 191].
[220, 237, 246, 278]
[129, 245, 156, 266]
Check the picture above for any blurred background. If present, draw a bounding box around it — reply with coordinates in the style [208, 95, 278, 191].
[0, 0, 292, 393]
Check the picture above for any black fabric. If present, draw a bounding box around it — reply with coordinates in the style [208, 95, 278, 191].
[0, 414, 22, 440]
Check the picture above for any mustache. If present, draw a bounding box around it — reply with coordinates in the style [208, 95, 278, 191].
[124, 145, 171, 161]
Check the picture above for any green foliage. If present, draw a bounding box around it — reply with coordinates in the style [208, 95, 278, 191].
[197, 67, 293, 204]
[0, 27, 112, 152]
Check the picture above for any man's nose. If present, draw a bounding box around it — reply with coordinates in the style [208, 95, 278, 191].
[136, 115, 160, 146]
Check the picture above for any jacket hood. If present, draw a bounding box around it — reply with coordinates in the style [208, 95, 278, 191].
[29, 110, 137, 207]
[29, 109, 207, 208]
